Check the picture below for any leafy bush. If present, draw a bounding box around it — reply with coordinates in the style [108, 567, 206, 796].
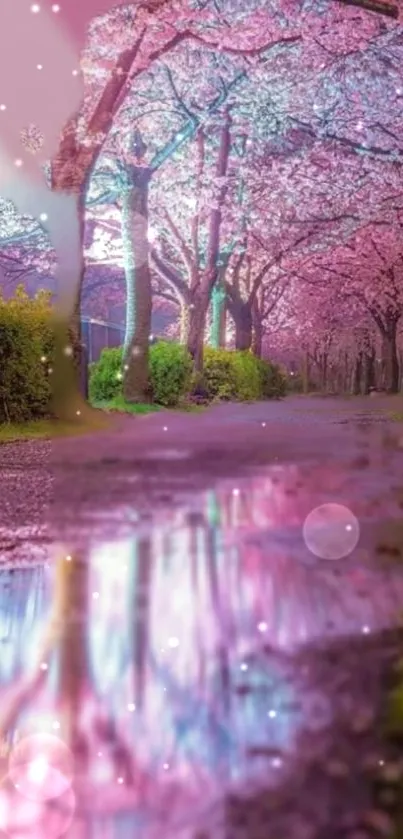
[202, 347, 285, 401]
[89, 346, 123, 403]
[202, 347, 240, 401]
[258, 359, 287, 398]
[149, 340, 193, 406]
[89, 344, 286, 409]
[0, 287, 54, 423]
[286, 371, 304, 393]
[89, 341, 193, 407]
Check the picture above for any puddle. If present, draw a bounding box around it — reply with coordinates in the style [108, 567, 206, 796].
[141, 449, 192, 460]
[0, 467, 402, 835]
[0, 460, 403, 839]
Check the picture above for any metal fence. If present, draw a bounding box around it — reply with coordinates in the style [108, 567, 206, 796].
[81, 317, 125, 364]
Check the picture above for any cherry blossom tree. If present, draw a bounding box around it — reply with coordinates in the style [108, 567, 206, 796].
[293, 222, 403, 392]
[1, 0, 403, 403]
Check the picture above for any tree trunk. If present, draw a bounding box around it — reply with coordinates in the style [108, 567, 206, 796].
[234, 303, 253, 351]
[132, 536, 153, 711]
[210, 285, 226, 348]
[219, 298, 227, 347]
[51, 550, 90, 769]
[50, 190, 87, 420]
[380, 321, 399, 393]
[251, 299, 263, 357]
[362, 346, 375, 394]
[351, 352, 362, 395]
[179, 300, 190, 344]
[121, 167, 153, 403]
[187, 292, 210, 372]
[302, 352, 310, 394]
[252, 320, 263, 357]
[343, 352, 349, 392]
[320, 353, 328, 390]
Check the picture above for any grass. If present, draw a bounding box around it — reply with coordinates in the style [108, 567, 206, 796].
[0, 395, 205, 443]
[91, 394, 205, 414]
[92, 395, 163, 415]
[0, 416, 110, 443]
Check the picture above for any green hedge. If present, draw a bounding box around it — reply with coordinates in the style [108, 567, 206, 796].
[202, 347, 286, 401]
[0, 290, 286, 424]
[0, 287, 54, 423]
[90, 344, 286, 407]
[89, 341, 193, 407]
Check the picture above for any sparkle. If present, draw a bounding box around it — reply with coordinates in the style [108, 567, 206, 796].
[128, 703, 135, 712]
[52, 3, 60, 10]
[40, 662, 48, 671]
[52, 720, 60, 730]
[92, 592, 99, 600]
[268, 709, 277, 718]
[168, 636, 179, 648]
[0, 105, 6, 111]
[117, 777, 124, 784]
[240, 662, 248, 671]
[39, 213, 48, 221]
[163, 763, 169, 770]
[15, 159, 23, 167]
[232, 488, 240, 496]
[258, 621, 268, 632]
[362, 625, 370, 634]
[31, 3, 41, 12]
[37, 64, 43, 70]
[76, 410, 81, 416]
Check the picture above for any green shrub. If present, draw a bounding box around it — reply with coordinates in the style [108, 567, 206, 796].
[202, 347, 286, 402]
[258, 359, 287, 398]
[149, 341, 192, 406]
[286, 371, 304, 393]
[0, 287, 54, 423]
[89, 343, 286, 408]
[89, 346, 123, 403]
[232, 351, 263, 400]
[89, 341, 193, 407]
[202, 347, 239, 401]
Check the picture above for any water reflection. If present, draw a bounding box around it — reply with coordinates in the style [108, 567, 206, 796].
[0, 475, 402, 837]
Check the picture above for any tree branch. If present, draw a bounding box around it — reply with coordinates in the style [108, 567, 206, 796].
[334, 0, 398, 17]
[150, 248, 189, 301]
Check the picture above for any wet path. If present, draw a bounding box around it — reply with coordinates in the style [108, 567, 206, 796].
[0, 396, 402, 837]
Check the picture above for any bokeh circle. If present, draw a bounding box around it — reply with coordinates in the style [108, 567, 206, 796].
[0, 781, 76, 839]
[8, 733, 74, 803]
[303, 503, 360, 560]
